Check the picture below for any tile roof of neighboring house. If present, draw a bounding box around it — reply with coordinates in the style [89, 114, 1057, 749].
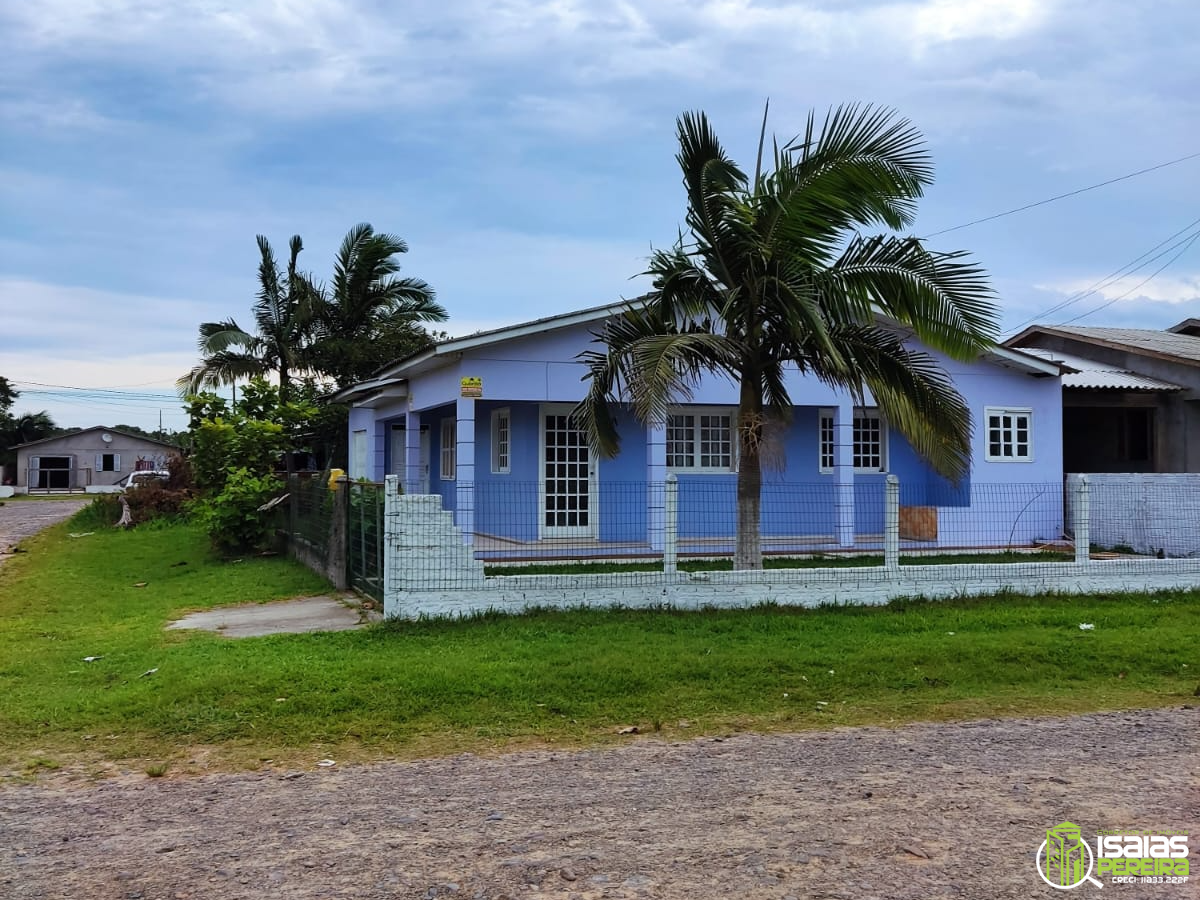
[12, 426, 180, 451]
[1005, 324, 1200, 367]
[1016, 348, 1185, 391]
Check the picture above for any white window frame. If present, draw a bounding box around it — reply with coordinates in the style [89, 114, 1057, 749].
[440, 417, 457, 481]
[984, 406, 1033, 462]
[818, 408, 888, 474]
[490, 407, 511, 474]
[96, 452, 121, 473]
[666, 407, 736, 473]
[351, 430, 367, 480]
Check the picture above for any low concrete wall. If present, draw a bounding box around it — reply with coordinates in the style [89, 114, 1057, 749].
[384, 558, 1200, 619]
[84, 485, 121, 494]
[1067, 473, 1200, 557]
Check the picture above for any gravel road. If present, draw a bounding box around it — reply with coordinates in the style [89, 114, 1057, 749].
[0, 498, 90, 565]
[2, 706, 1195, 899]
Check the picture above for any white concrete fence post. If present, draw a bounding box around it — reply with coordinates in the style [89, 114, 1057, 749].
[664, 474, 678, 575]
[1074, 475, 1090, 566]
[884, 474, 900, 570]
[383, 475, 400, 606]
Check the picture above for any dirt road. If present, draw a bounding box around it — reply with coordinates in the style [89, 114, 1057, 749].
[0, 498, 90, 565]
[2, 707, 1195, 899]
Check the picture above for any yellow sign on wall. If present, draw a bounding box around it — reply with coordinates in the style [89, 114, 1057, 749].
[460, 376, 482, 398]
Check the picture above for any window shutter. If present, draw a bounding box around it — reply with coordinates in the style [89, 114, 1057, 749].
[96, 454, 103, 472]
[113, 453, 121, 472]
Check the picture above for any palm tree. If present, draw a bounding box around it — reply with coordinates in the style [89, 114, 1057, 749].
[310, 223, 447, 388]
[575, 105, 999, 569]
[1, 411, 56, 470]
[178, 235, 318, 403]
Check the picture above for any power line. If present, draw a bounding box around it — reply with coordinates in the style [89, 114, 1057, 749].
[923, 149, 1200, 239]
[1054, 230, 1200, 326]
[14, 380, 178, 399]
[1003, 214, 1200, 334]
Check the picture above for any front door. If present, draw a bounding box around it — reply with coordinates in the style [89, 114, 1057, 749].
[540, 407, 596, 538]
[389, 423, 431, 492]
[419, 427, 430, 494]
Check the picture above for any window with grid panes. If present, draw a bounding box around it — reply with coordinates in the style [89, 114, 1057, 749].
[852, 413, 883, 470]
[440, 418, 456, 480]
[491, 408, 510, 474]
[985, 407, 1032, 461]
[819, 409, 886, 473]
[667, 409, 734, 472]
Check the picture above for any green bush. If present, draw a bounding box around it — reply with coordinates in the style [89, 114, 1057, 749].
[191, 417, 285, 493]
[72, 495, 124, 530]
[193, 468, 284, 555]
[124, 484, 191, 526]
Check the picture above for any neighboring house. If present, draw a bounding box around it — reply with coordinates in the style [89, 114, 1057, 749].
[12, 427, 178, 493]
[1005, 321, 1200, 473]
[336, 302, 1063, 556]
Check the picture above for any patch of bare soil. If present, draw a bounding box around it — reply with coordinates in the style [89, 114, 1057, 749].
[2, 707, 1196, 899]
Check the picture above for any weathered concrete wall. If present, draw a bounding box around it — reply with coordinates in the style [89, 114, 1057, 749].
[383, 558, 1200, 619]
[1067, 472, 1200, 556]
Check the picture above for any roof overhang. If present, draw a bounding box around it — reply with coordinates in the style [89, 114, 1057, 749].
[1012, 346, 1186, 392]
[1004, 325, 1200, 369]
[981, 344, 1062, 377]
[374, 299, 644, 381]
[331, 376, 408, 407]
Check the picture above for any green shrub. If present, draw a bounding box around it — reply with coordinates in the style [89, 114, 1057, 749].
[191, 418, 285, 493]
[193, 468, 284, 555]
[72, 495, 124, 530]
[124, 484, 192, 526]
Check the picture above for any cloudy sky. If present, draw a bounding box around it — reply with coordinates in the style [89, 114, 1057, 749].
[2, 0, 1198, 431]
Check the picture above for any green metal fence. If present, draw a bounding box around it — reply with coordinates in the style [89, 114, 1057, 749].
[347, 481, 385, 602]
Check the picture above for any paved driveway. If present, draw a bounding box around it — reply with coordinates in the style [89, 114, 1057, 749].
[0, 498, 90, 564]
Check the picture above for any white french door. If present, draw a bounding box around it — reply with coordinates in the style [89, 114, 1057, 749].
[540, 406, 596, 538]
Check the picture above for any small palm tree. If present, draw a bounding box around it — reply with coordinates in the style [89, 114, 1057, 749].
[178, 235, 318, 403]
[576, 105, 999, 569]
[310, 223, 447, 388]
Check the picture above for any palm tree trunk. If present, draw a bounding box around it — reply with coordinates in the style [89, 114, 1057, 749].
[279, 365, 295, 475]
[735, 378, 764, 570]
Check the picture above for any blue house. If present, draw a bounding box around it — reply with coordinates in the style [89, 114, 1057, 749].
[336, 302, 1065, 560]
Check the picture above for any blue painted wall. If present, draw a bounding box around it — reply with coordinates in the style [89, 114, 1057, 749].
[472, 400, 539, 541]
[370, 315, 1062, 547]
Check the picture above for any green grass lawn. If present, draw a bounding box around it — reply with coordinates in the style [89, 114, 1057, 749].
[0, 512, 1196, 776]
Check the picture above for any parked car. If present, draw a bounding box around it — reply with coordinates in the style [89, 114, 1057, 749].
[119, 470, 170, 491]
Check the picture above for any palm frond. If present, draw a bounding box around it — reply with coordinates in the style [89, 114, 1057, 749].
[809, 324, 973, 480]
[758, 104, 931, 259]
[175, 351, 268, 398]
[197, 319, 253, 354]
[822, 235, 998, 356]
[574, 304, 743, 456]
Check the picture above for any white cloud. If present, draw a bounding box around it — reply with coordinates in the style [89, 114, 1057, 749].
[0, 0, 1073, 117]
[1040, 273, 1200, 307]
[911, 0, 1048, 46]
[1, 279, 208, 357]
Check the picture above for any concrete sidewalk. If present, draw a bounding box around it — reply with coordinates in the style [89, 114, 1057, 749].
[167, 595, 381, 638]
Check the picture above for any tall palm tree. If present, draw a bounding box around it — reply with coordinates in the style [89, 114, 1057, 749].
[178, 235, 318, 403]
[310, 223, 447, 388]
[575, 104, 999, 569]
